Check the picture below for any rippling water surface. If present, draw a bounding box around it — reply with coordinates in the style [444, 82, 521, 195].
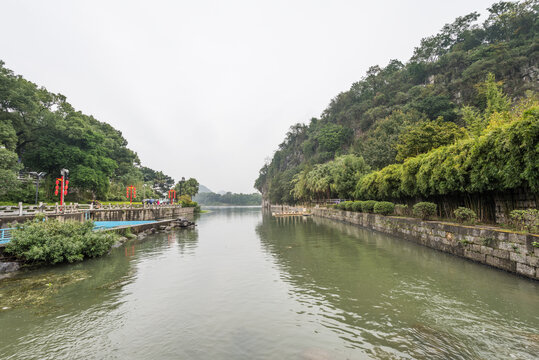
[0, 207, 538, 359]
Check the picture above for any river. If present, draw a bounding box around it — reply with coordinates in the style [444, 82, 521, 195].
[0, 207, 537, 359]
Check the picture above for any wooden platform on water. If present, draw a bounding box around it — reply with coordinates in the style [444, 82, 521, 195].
[272, 212, 312, 217]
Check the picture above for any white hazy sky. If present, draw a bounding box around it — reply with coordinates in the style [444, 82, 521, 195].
[1, 0, 496, 193]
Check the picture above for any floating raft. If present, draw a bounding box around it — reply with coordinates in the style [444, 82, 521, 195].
[272, 212, 312, 217]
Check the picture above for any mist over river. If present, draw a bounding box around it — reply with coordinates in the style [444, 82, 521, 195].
[1, 207, 537, 359]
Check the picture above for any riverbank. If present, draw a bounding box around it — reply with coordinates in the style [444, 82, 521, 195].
[0, 206, 195, 228]
[310, 207, 538, 280]
[0, 214, 196, 274]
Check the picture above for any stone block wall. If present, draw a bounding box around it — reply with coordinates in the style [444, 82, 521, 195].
[89, 207, 194, 221]
[494, 190, 538, 224]
[313, 208, 539, 281]
[0, 207, 194, 228]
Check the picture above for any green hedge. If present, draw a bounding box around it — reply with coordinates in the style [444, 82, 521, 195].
[361, 200, 377, 213]
[374, 201, 395, 215]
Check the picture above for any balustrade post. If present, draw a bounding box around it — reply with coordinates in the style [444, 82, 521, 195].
[18, 202, 23, 216]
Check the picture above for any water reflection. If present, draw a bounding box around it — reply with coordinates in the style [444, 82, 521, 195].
[0, 209, 537, 360]
[256, 213, 539, 359]
[176, 228, 199, 255]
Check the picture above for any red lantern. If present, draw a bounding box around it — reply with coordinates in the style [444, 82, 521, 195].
[54, 178, 62, 196]
[126, 186, 136, 204]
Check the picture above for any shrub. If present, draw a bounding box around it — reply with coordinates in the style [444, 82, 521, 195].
[361, 200, 377, 213]
[453, 207, 477, 224]
[342, 201, 354, 211]
[413, 202, 437, 220]
[351, 201, 363, 212]
[374, 201, 395, 216]
[5, 219, 118, 264]
[510, 209, 539, 233]
[394, 204, 409, 216]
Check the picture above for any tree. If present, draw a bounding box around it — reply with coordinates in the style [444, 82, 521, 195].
[315, 123, 352, 153]
[358, 110, 425, 169]
[176, 178, 199, 198]
[395, 119, 467, 162]
[0, 147, 20, 197]
[331, 155, 370, 199]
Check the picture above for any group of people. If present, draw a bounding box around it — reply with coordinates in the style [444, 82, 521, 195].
[143, 199, 171, 205]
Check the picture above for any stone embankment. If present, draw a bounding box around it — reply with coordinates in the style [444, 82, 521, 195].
[312, 208, 539, 280]
[0, 206, 194, 228]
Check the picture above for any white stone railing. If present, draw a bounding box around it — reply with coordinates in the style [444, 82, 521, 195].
[0, 202, 183, 217]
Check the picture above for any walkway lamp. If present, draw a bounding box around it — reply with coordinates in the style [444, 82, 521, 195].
[29, 171, 46, 205]
[179, 177, 185, 197]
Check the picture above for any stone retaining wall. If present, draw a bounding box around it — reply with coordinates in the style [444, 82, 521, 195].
[313, 208, 539, 280]
[89, 207, 193, 222]
[0, 207, 194, 228]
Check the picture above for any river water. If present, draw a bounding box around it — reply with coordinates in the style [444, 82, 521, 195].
[0, 207, 537, 359]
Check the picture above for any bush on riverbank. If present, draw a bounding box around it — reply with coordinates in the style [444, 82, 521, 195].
[413, 202, 437, 220]
[454, 207, 477, 224]
[179, 196, 201, 213]
[361, 200, 377, 213]
[374, 202, 395, 216]
[5, 217, 118, 264]
[510, 209, 539, 233]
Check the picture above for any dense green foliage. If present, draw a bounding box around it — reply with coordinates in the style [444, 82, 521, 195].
[194, 192, 262, 206]
[174, 178, 199, 198]
[355, 103, 538, 200]
[290, 154, 370, 202]
[6, 218, 118, 264]
[255, 1, 538, 207]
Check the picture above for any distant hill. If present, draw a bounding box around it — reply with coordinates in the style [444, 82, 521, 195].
[198, 184, 213, 193]
[194, 192, 262, 206]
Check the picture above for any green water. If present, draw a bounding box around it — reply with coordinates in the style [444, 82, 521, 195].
[0, 207, 537, 359]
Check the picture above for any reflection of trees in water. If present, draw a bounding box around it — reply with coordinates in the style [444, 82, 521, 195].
[0, 241, 135, 318]
[201, 206, 262, 220]
[254, 214, 488, 359]
[175, 228, 199, 255]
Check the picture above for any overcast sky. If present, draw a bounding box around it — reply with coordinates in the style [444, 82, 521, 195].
[1, 0, 496, 193]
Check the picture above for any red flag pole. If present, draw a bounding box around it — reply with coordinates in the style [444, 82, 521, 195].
[60, 175, 65, 206]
